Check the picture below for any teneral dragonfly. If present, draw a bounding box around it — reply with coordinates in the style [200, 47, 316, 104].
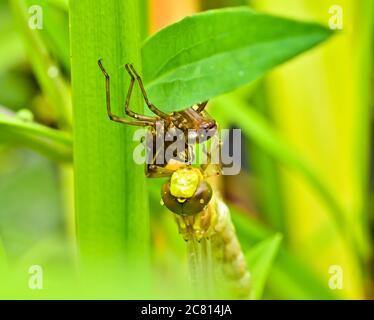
[98, 60, 250, 298]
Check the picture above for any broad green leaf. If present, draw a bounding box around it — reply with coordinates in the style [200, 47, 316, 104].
[246, 233, 282, 299]
[142, 7, 332, 111]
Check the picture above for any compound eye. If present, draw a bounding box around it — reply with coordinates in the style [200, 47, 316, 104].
[161, 180, 213, 215]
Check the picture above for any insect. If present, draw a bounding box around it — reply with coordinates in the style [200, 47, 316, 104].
[98, 59, 217, 179]
[98, 59, 250, 298]
[164, 165, 251, 299]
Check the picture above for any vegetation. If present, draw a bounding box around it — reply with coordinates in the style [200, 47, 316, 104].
[0, 0, 372, 299]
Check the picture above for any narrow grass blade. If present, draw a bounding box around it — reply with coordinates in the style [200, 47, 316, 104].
[351, 0, 374, 260]
[70, 0, 150, 274]
[246, 233, 282, 299]
[231, 207, 337, 299]
[9, 0, 72, 128]
[247, 84, 287, 232]
[25, 0, 71, 73]
[0, 110, 72, 161]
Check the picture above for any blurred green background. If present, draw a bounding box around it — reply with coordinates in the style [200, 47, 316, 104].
[0, 0, 373, 299]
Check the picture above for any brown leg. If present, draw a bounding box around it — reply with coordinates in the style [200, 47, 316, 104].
[98, 59, 154, 127]
[196, 101, 208, 113]
[144, 136, 175, 178]
[145, 137, 188, 178]
[124, 64, 157, 122]
[126, 64, 169, 119]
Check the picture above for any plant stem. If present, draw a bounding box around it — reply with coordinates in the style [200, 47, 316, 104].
[69, 0, 150, 275]
[352, 0, 374, 262]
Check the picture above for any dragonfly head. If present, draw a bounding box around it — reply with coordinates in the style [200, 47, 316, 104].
[161, 167, 212, 215]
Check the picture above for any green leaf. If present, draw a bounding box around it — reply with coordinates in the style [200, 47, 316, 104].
[46, 0, 68, 11]
[246, 233, 282, 299]
[142, 7, 332, 111]
[0, 110, 72, 161]
[69, 0, 150, 274]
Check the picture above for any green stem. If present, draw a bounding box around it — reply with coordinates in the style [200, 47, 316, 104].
[352, 0, 374, 262]
[70, 0, 150, 275]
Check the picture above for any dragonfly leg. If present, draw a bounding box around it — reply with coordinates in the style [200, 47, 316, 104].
[144, 135, 174, 178]
[124, 64, 157, 122]
[196, 101, 208, 113]
[127, 63, 170, 119]
[98, 59, 154, 127]
[145, 158, 187, 178]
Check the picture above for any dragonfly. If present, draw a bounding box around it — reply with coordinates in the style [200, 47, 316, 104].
[162, 166, 251, 298]
[98, 59, 251, 299]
